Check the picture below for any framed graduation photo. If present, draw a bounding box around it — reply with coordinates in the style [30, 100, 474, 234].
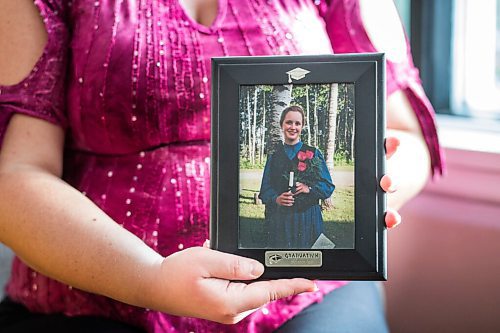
[210, 54, 387, 280]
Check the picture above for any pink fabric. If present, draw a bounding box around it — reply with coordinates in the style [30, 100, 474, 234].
[321, 0, 445, 176]
[0, 0, 443, 332]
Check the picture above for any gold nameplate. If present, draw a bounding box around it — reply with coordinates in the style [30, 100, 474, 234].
[265, 251, 322, 267]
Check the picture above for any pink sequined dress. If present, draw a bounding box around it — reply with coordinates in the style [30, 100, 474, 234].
[0, 0, 443, 332]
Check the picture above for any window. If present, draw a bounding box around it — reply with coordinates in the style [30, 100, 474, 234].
[451, 0, 500, 119]
[396, 0, 500, 153]
[393, 0, 411, 38]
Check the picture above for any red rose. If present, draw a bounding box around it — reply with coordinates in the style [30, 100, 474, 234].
[297, 151, 307, 161]
[297, 161, 307, 171]
[305, 150, 314, 160]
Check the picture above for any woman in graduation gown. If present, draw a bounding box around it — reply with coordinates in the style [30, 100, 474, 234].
[259, 105, 335, 248]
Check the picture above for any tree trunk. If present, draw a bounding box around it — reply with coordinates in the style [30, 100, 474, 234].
[322, 83, 339, 211]
[260, 91, 266, 164]
[242, 91, 248, 158]
[313, 88, 318, 147]
[324, 83, 338, 174]
[348, 84, 355, 162]
[305, 85, 311, 145]
[246, 90, 251, 160]
[350, 116, 355, 163]
[252, 87, 258, 165]
[344, 98, 349, 161]
[267, 84, 292, 155]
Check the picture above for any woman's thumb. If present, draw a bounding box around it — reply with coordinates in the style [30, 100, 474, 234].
[203, 250, 264, 280]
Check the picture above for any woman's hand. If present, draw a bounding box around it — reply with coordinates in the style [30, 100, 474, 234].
[294, 182, 310, 195]
[145, 247, 316, 324]
[276, 191, 294, 206]
[380, 136, 402, 228]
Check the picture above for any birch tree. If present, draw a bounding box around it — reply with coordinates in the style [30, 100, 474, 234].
[267, 84, 292, 155]
[246, 90, 252, 161]
[260, 90, 266, 164]
[313, 88, 318, 147]
[305, 85, 311, 145]
[322, 83, 339, 210]
[251, 87, 258, 165]
[324, 83, 338, 174]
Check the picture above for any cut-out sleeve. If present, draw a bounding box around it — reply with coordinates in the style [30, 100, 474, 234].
[318, 0, 445, 176]
[0, 0, 69, 147]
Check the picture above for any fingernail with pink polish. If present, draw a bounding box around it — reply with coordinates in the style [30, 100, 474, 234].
[387, 215, 402, 228]
[388, 183, 397, 193]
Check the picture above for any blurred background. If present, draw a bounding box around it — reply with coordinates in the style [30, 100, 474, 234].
[387, 0, 500, 332]
[1, 0, 499, 332]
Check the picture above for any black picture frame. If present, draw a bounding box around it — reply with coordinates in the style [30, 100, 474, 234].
[211, 53, 387, 280]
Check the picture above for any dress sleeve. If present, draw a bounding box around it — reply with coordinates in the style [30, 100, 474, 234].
[318, 0, 445, 177]
[0, 0, 69, 148]
[258, 156, 280, 206]
[309, 150, 335, 200]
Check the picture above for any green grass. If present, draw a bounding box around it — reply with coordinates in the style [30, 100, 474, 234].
[239, 172, 354, 222]
[239, 186, 354, 223]
[241, 165, 354, 172]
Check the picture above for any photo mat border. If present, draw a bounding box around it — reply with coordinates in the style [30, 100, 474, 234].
[237, 82, 355, 250]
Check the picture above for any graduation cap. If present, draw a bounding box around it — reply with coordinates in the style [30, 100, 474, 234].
[286, 67, 310, 83]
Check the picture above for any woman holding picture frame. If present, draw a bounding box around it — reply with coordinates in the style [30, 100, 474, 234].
[0, 0, 442, 332]
[259, 105, 336, 249]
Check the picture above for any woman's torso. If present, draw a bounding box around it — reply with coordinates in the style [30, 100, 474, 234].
[66, 0, 333, 154]
[6, 1, 344, 332]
